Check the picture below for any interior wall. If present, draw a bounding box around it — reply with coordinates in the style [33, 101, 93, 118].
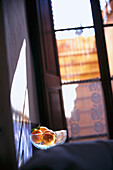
[0, 0, 41, 168]
[0, 1, 17, 169]
[2, 0, 40, 123]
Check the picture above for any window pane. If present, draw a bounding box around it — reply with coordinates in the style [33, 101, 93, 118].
[51, 0, 94, 30]
[62, 82, 108, 139]
[56, 29, 100, 83]
[104, 27, 113, 76]
[100, 0, 113, 24]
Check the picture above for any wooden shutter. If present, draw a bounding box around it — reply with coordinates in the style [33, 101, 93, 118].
[26, 0, 67, 131]
[37, 0, 67, 130]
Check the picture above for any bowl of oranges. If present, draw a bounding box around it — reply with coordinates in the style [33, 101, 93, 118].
[30, 125, 67, 149]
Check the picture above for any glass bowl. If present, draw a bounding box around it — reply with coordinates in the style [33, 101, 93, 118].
[30, 130, 67, 150]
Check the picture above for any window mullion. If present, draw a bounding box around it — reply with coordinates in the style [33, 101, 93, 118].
[90, 0, 113, 139]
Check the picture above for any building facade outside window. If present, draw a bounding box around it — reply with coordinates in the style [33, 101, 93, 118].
[51, 0, 113, 141]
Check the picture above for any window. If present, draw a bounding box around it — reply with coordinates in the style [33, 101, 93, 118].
[51, 0, 113, 141]
[3, 1, 113, 168]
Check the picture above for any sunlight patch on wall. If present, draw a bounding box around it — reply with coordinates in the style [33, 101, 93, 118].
[10, 39, 29, 120]
[10, 39, 32, 167]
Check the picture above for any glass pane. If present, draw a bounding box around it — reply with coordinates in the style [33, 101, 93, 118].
[62, 82, 108, 139]
[56, 29, 100, 83]
[51, 0, 94, 30]
[100, 0, 113, 24]
[104, 27, 113, 76]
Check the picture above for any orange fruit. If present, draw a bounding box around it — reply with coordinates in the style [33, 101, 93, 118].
[31, 129, 43, 144]
[42, 130, 55, 146]
[40, 126, 48, 133]
[32, 128, 42, 134]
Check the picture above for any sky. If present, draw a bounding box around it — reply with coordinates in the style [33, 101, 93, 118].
[51, 0, 94, 30]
